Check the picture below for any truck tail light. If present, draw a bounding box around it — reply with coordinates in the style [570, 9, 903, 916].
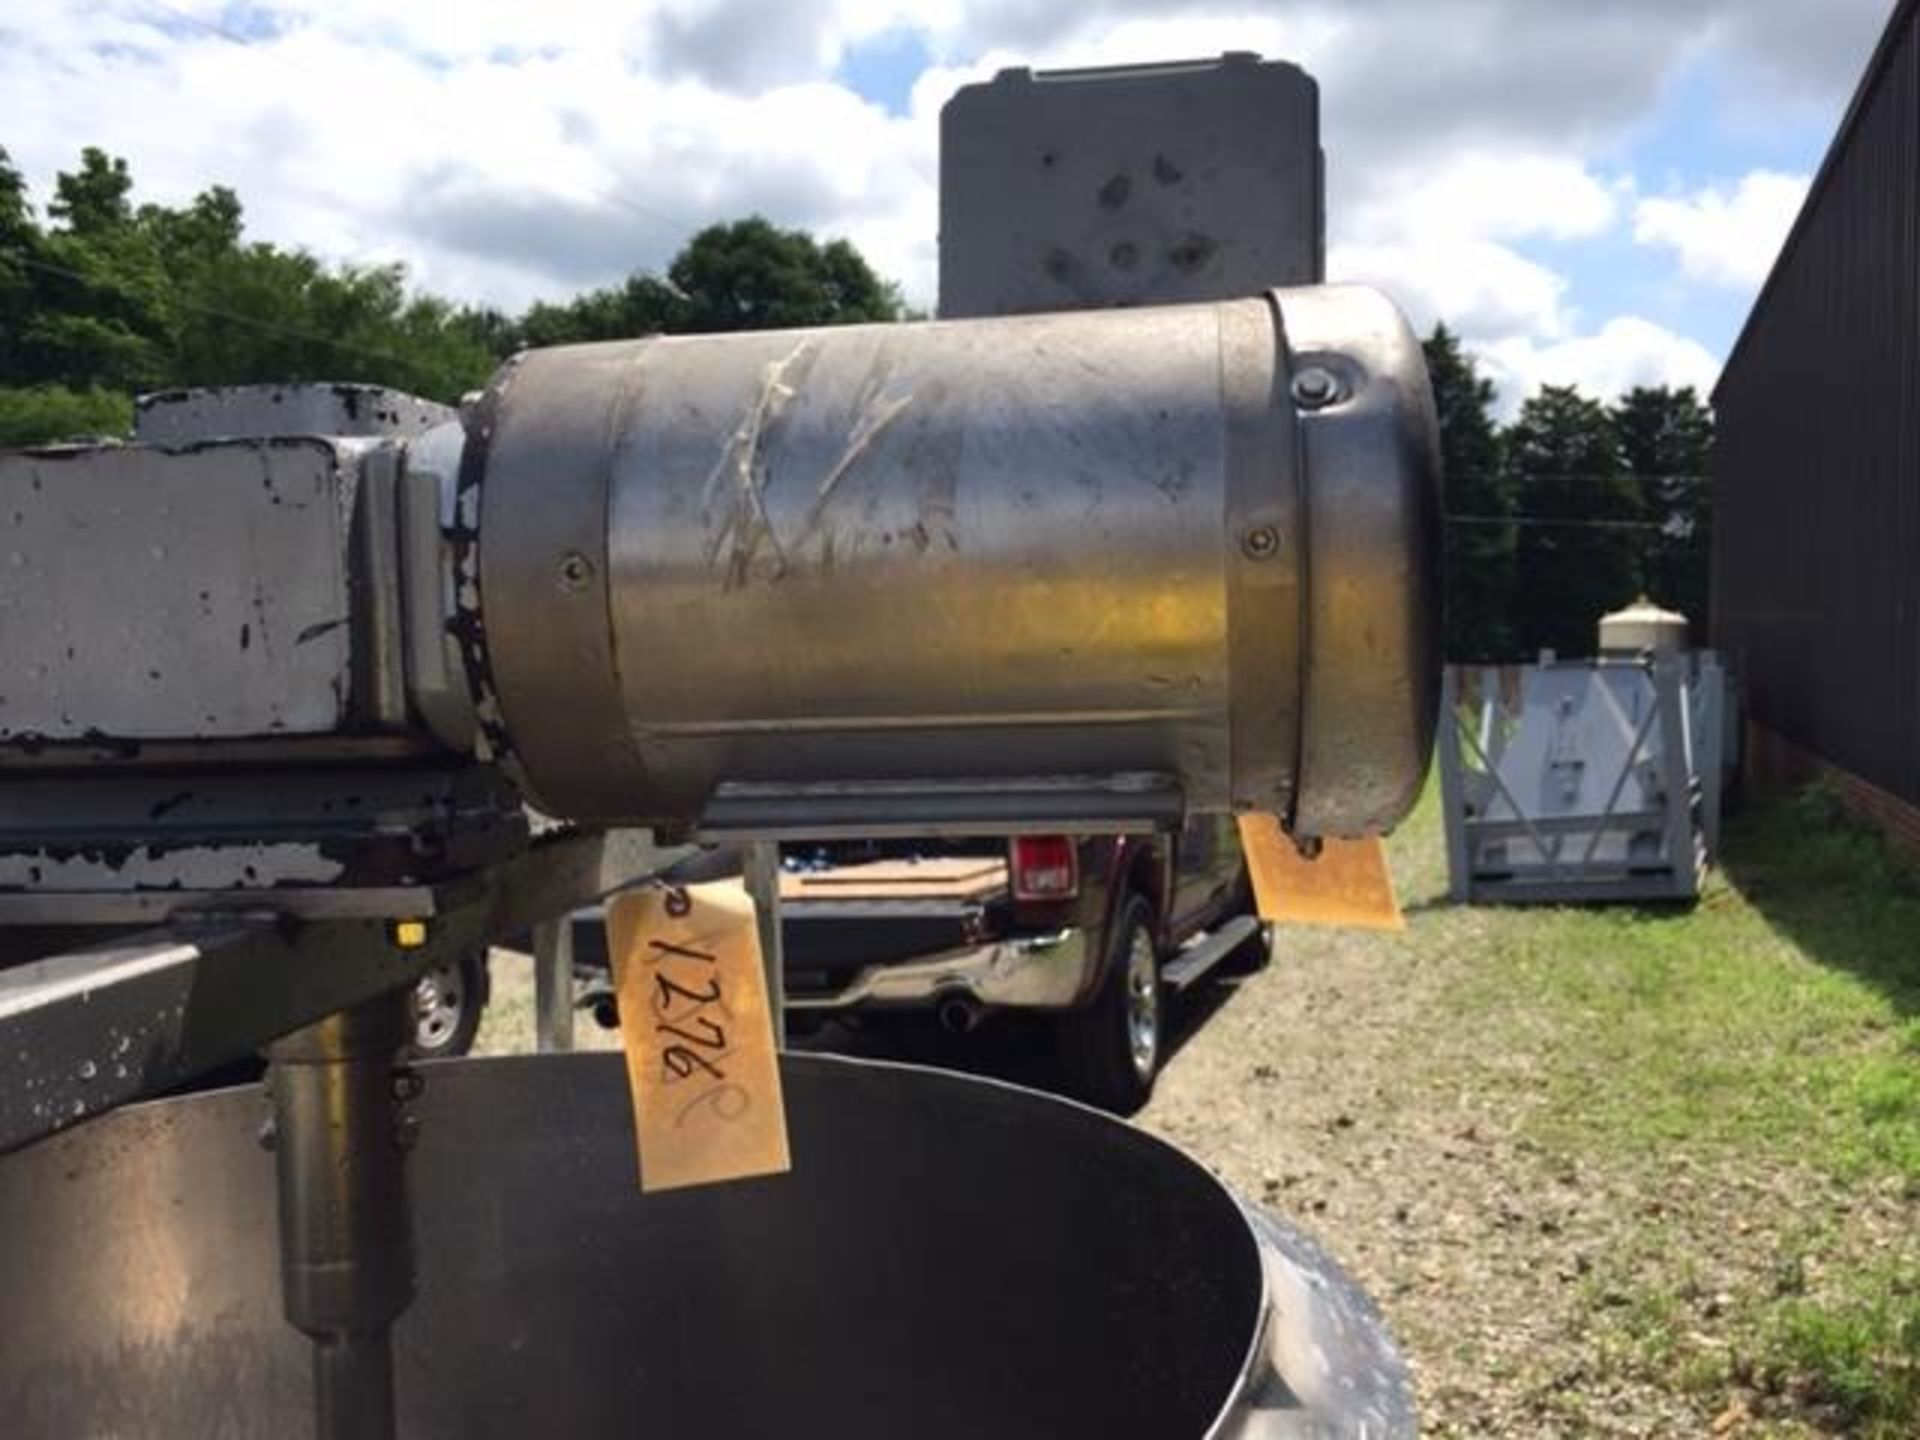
[1011, 835, 1079, 901]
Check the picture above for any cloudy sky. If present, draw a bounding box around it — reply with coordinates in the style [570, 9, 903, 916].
[0, 0, 1898, 410]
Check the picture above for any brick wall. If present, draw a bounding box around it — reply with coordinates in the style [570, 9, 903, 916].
[1746, 721, 1920, 860]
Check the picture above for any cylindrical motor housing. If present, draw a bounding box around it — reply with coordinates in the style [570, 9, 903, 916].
[467, 286, 1438, 838]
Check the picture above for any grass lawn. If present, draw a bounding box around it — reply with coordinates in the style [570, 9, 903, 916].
[1412, 779, 1920, 1435]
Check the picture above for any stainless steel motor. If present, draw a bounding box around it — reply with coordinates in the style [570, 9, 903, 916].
[470, 285, 1440, 837]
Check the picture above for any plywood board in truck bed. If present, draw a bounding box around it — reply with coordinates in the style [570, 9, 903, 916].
[778, 857, 1010, 902]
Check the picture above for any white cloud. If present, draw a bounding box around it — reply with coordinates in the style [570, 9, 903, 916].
[0, 0, 1886, 411]
[1483, 317, 1721, 416]
[0, 6, 943, 310]
[1332, 238, 1571, 344]
[1633, 170, 1810, 288]
[1355, 153, 1619, 244]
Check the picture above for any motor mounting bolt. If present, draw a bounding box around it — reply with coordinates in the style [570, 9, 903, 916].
[558, 551, 594, 593]
[1292, 366, 1341, 410]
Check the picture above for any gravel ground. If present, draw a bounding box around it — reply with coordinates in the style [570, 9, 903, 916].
[1135, 906, 1669, 1437]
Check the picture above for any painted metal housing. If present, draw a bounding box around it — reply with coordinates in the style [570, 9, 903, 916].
[939, 53, 1324, 317]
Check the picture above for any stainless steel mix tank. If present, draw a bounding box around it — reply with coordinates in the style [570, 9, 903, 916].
[0, 1053, 1413, 1438]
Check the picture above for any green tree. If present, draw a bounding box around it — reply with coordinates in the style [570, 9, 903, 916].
[1424, 324, 1514, 659]
[24, 149, 170, 391]
[517, 273, 687, 347]
[48, 148, 133, 236]
[1612, 385, 1713, 638]
[0, 146, 30, 244]
[0, 385, 132, 447]
[670, 218, 902, 331]
[1506, 385, 1646, 658]
[0, 147, 910, 445]
[140, 185, 244, 265]
[0, 145, 37, 386]
[521, 216, 904, 346]
[159, 245, 497, 399]
[20, 236, 169, 392]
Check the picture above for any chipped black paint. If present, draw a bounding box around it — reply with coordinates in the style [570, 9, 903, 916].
[295, 617, 347, 646]
[78, 729, 142, 759]
[149, 435, 336, 460]
[448, 366, 519, 770]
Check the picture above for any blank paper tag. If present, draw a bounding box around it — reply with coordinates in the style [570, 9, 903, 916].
[606, 880, 792, 1193]
[1235, 814, 1405, 933]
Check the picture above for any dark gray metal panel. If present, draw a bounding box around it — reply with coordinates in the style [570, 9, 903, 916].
[0, 440, 356, 742]
[1713, 1, 1920, 806]
[939, 54, 1324, 318]
[0, 765, 527, 912]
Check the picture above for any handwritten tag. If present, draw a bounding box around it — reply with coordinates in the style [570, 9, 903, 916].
[1235, 814, 1405, 933]
[606, 880, 792, 1193]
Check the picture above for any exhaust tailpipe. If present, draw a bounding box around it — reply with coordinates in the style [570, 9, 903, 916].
[936, 997, 983, 1035]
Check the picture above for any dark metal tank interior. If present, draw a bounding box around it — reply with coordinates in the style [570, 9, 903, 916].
[2, 1053, 1264, 1439]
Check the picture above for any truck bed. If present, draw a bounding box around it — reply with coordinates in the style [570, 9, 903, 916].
[780, 856, 1013, 996]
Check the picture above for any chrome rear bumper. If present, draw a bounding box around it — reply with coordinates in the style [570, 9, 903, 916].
[786, 928, 1095, 1011]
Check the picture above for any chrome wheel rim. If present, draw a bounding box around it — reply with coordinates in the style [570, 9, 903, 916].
[1125, 928, 1160, 1080]
[413, 961, 464, 1052]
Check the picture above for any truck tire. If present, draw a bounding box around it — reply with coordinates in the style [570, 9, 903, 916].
[408, 950, 490, 1060]
[1057, 894, 1162, 1115]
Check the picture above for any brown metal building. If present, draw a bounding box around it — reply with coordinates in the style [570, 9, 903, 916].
[1713, 0, 1920, 850]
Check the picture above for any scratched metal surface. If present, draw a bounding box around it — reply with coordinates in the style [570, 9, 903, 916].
[478, 302, 1250, 825]
[474, 291, 1436, 839]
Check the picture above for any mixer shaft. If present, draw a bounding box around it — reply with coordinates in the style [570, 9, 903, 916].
[265, 992, 420, 1440]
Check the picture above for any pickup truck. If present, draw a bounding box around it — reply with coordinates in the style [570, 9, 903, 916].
[779, 817, 1266, 1113]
